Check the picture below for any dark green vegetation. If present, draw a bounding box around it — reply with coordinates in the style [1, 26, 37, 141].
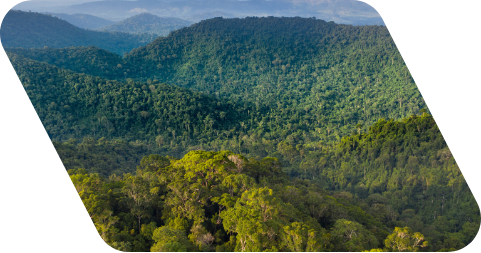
[5, 15, 479, 252]
[0, 10, 155, 55]
[53, 137, 153, 177]
[9, 17, 426, 160]
[8, 52, 246, 147]
[97, 13, 193, 37]
[44, 12, 115, 30]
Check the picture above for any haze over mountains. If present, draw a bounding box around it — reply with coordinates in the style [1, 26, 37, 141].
[39, 11, 193, 37]
[97, 13, 193, 37]
[14, 0, 384, 25]
[43, 12, 115, 29]
[0, 10, 156, 55]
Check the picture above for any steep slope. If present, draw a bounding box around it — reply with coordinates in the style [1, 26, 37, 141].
[98, 13, 193, 37]
[0, 10, 155, 55]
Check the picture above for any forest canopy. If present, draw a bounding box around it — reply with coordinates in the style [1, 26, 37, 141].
[67, 117, 480, 252]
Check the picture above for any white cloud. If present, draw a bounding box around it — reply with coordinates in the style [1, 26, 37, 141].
[129, 7, 148, 13]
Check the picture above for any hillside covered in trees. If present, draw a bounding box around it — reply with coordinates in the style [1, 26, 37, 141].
[3, 13, 479, 252]
[97, 13, 193, 37]
[6, 18, 429, 160]
[0, 10, 155, 55]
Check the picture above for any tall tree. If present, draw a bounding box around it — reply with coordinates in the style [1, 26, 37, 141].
[384, 227, 428, 252]
[122, 174, 155, 232]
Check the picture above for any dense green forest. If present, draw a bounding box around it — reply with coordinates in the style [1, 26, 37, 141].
[8, 17, 426, 152]
[0, 10, 155, 55]
[67, 115, 480, 252]
[4, 14, 479, 252]
[53, 137, 153, 177]
[97, 13, 193, 37]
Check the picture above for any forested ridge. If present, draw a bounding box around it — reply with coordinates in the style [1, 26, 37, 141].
[4, 14, 479, 252]
[8, 52, 248, 146]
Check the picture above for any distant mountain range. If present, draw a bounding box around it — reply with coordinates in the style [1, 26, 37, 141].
[43, 12, 115, 30]
[97, 13, 193, 37]
[0, 10, 156, 55]
[13, 0, 384, 26]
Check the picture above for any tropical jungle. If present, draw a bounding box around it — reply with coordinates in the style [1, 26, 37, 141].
[2, 10, 479, 252]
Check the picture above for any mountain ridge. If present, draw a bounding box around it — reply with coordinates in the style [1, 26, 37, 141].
[97, 13, 193, 37]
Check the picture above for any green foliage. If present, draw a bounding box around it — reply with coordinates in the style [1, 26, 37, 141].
[137, 154, 171, 174]
[220, 187, 287, 251]
[384, 227, 428, 252]
[110, 241, 132, 252]
[363, 248, 386, 252]
[151, 226, 193, 252]
[330, 219, 379, 252]
[54, 137, 153, 176]
[282, 222, 323, 251]
[166, 216, 190, 234]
